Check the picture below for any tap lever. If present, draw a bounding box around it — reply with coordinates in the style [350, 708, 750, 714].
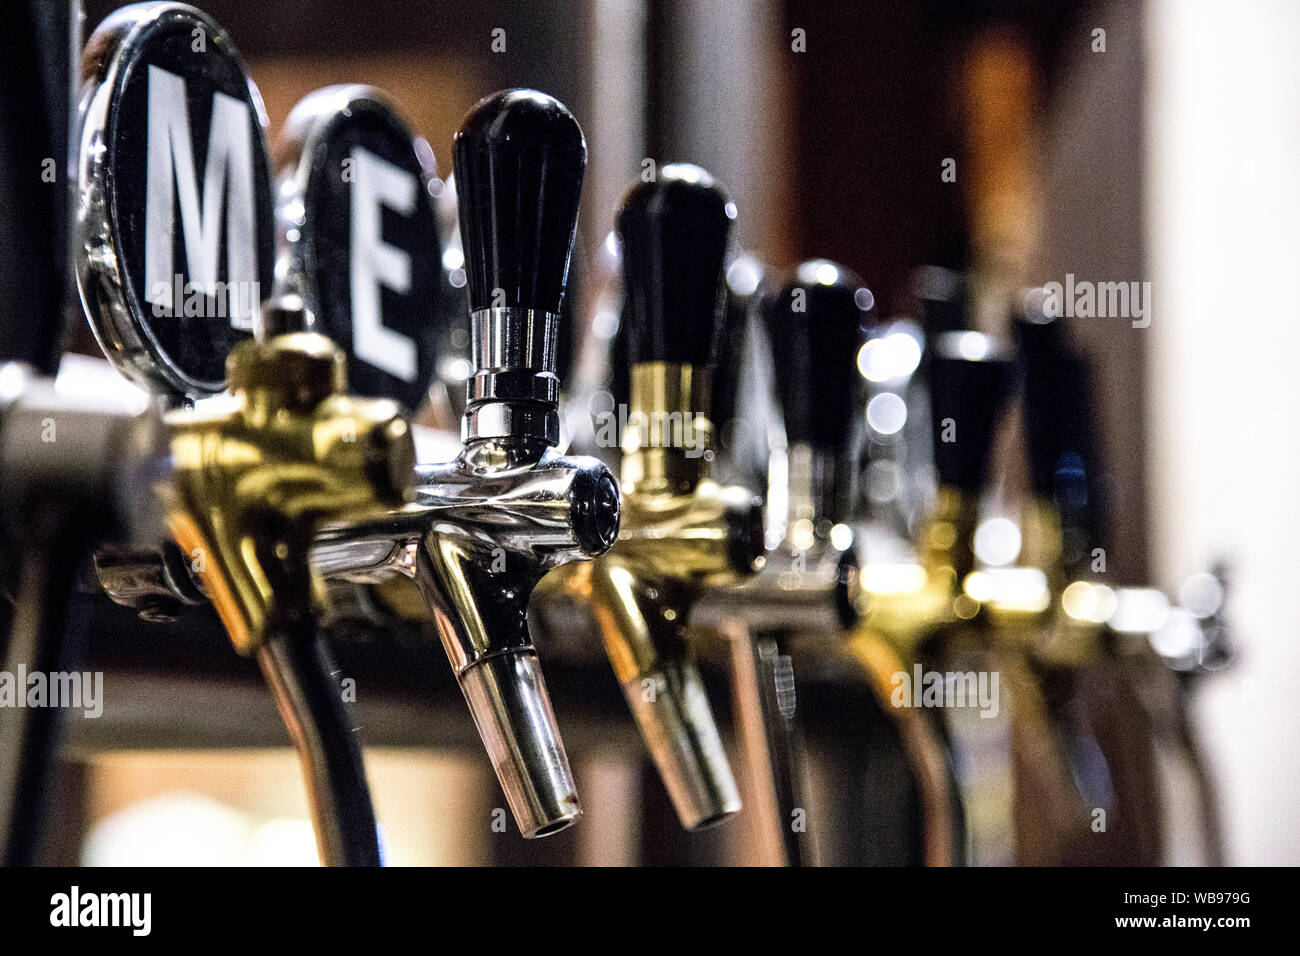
[454, 89, 585, 317]
[911, 265, 968, 337]
[928, 334, 1017, 494]
[765, 261, 873, 528]
[766, 261, 872, 458]
[1015, 296, 1105, 566]
[454, 90, 585, 446]
[619, 163, 735, 367]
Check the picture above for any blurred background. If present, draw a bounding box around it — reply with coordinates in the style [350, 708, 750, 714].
[63, 0, 1298, 865]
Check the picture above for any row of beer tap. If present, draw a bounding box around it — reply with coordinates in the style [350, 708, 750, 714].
[0, 1, 1228, 866]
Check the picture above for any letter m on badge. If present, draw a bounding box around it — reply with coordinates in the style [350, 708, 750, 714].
[144, 65, 257, 330]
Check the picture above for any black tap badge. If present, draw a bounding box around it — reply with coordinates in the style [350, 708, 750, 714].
[275, 87, 442, 411]
[76, 3, 275, 397]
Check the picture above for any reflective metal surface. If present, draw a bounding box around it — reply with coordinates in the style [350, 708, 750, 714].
[74, 2, 275, 397]
[156, 332, 415, 865]
[540, 361, 761, 830]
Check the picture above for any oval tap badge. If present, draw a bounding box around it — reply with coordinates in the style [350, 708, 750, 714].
[76, 2, 275, 398]
[275, 86, 443, 411]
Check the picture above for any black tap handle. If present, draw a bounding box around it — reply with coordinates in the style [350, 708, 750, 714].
[1015, 305, 1090, 498]
[0, 1, 78, 373]
[453, 89, 586, 315]
[617, 164, 735, 367]
[928, 333, 1016, 492]
[765, 260, 873, 453]
[1015, 296, 1106, 554]
[911, 265, 969, 336]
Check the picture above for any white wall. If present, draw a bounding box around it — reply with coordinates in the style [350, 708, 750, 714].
[1144, 0, 1300, 865]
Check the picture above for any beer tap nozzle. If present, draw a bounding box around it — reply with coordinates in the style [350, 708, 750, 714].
[405, 89, 620, 837]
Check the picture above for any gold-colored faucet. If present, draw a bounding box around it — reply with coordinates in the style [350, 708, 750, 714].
[162, 332, 414, 654]
[851, 328, 1019, 866]
[540, 165, 764, 830]
[159, 331, 415, 865]
[553, 361, 763, 828]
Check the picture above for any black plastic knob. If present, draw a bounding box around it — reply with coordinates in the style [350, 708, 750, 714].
[927, 333, 1016, 492]
[1015, 307, 1088, 499]
[570, 468, 621, 557]
[453, 89, 586, 315]
[764, 260, 873, 453]
[1014, 298, 1106, 556]
[0, 1, 76, 374]
[617, 164, 736, 367]
[911, 265, 968, 335]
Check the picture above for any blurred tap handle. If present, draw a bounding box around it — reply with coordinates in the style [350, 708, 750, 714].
[1016, 300, 1084, 494]
[927, 332, 1017, 494]
[1014, 292, 1106, 560]
[453, 89, 586, 315]
[0, 1, 79, 373]
[911, 265, 969, 338]
[764, 259, 873, 458]
[618, 163, 736, 368]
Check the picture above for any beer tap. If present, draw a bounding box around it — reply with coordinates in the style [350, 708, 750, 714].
[91, 81, 617, 842]
[1016, 292, 1231, 865]
[871, 275, 1158, 866]
[997, 296, 1163, 864]
[846, 310, 1018, 864]
[707, 261, 868, 865]
[306, 89, 620, 838]
[63, 2, 417, 866]
[410, 89, 619, 836]
[160, 330, 415, 867]
[702, 261, 960, 865]
[538, 164, 762, 831]
[864, 334, 1016, 655]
